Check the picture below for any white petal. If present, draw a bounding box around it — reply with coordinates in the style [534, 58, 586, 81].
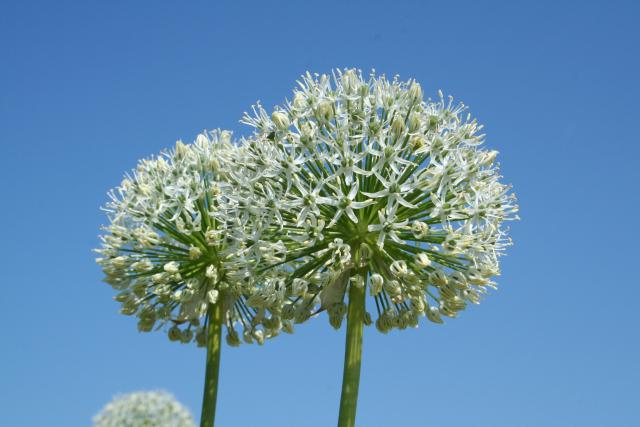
[351, 200, 375, 209]
[348, 181, 359, 199]
[362, 190, 387, 198]
[345, 207, 359, 223]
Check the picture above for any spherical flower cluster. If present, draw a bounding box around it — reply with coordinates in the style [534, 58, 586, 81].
[95, 130, 287, 346]
[238, 69, 518, 332]
[93, 391, 195, 427]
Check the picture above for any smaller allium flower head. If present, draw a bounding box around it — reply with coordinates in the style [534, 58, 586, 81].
[239, 69, 519, 332]
[93, 390, 195, 427]
[95, 130, 285, 346]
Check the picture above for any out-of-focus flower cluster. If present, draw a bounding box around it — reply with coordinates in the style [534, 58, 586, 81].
[95, 130, 288, 346]
[93, 391, 195, 427]
[237, 69, 518, 332]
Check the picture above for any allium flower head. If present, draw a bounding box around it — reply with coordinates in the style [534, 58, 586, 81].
[239, 69, 518, 332]
[95, 130, 284, 346]
[93, 390, 195, 427]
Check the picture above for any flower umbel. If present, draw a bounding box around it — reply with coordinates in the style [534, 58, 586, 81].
[240, 69, 518, 331]
[95, 130, 284, 345]
[93, 390, 195, 427]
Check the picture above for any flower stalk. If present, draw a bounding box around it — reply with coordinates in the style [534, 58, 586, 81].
[338, 283, 365, 427]
[200, 298, 223, 427]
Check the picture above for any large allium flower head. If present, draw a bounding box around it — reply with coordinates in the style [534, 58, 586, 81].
[93, 390, 195, 427]
[240, 69, 519, 332]
[95, 130, 283, 346]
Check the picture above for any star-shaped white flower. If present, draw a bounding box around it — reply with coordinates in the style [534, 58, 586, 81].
[367, 204, 408, 248]
[363, 173, 417, 209]
[327, 142, 371, 185]
[291, 179, 325, 225]
[320, 178, 373, 226]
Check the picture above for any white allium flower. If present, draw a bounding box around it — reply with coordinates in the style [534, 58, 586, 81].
[93, 390, 195, 427]
[239, 69, 519, 332]
[95, 130, 284, 345]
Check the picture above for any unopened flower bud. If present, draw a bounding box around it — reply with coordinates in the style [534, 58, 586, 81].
[189, 245, 202, 260]
[219, 130, 232, 144]
[112, 256, 129, 268]
[282, 320, 294, 334]
[408, 81, 423, 104]
[271, 111, 290, 130]
[163, 261, 180, 274]
[207, 289, 219, 304]
[205, 265, 217, 281]
[292, 278, 308, 296]
[439, 301, 458, 318]
[430, 269, 449, 286]
[175, 140, 188, 156]
[426, 306, 443, 324]
[342, 69, 358, 93]
[466, 268, 489, 285]
[449, 271, 468, 289]
[114, 291, 131, 303]
[415, 252, 432, 268]
[282, 303, 296, 320]
[384, 279, 401, 296]
[168, 325, 181, 341]
[449, 296, 466, 311]
[482, 150, 499, 166]
[408, 112, 421, 133]
[390, 260, 408, 277]
[370, 273, 384, 296]
[359, 242, 371, 266]
[293, 91, 307, 109]
[252, 329, 265, 345]
[391, 114, 405, 136]
[264, 316, 281, 331]
[137, 317, 155, 332]
[375, 316, 390, 334]
[411, 297, 426, 313]
[316, 100, 334, 122]
[363, 311, 372, 326]
[120, 298, 138, 315]
[427, 114, 439, 130]
[410, 135, 425, 150]
[180, 329, 193, 344]
[226, 329, 241, 347]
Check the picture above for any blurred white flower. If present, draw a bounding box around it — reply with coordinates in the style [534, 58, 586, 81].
[93, 390, 195, 427]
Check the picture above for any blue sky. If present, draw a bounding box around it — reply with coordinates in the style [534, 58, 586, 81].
[1, 1, 639, 426]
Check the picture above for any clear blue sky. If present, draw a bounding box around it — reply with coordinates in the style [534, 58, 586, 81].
[2, 1, 639, 426]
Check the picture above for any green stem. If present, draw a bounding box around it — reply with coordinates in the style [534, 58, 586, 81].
[337, 283, 365, 427]
[200, 299, 223, 427]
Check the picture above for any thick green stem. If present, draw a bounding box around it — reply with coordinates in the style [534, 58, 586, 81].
[337, 283, 365, 427]
[200, 300, 223, 427]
